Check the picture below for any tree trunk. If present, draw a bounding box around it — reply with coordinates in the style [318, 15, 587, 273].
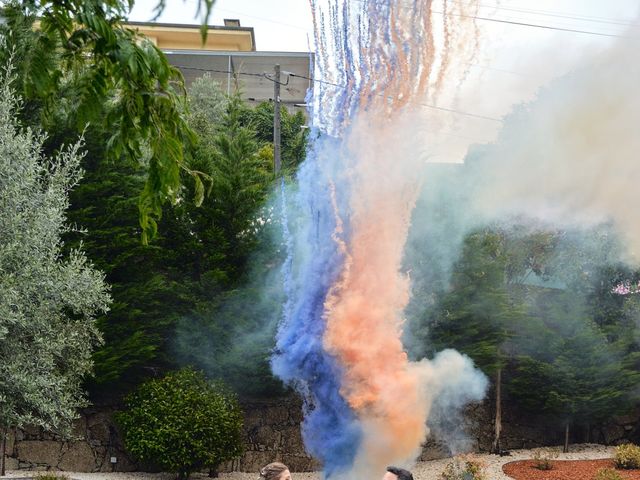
[209, 467, 219, 478]
[563, 422, 570, 453]
[1, 425, 7, 477]
[492, 368, 502, 454]
[585, 423, 591, 443]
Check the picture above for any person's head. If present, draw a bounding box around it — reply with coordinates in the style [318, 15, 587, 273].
[259, 462, 291, 480]
[383, 466, 414, 480]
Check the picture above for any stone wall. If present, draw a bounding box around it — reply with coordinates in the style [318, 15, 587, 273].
[4, 407, 136, 472]
[220, 397, 319, 473]
[5, 396, 640, 473]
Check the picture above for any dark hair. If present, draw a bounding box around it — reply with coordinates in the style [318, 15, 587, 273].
[387, 466, 414, 480]
[259, 462, 289, 480]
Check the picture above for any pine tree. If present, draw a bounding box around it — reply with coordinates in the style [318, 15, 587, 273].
[430, 229, 526, 452]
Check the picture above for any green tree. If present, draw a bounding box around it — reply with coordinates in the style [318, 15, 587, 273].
[429, 229, 527, 452]
[509, 292, 639, 451]
[0, 73, 110, 474]
[116, 369, 243, 480]
[185, 95, 273, 279]
[169, 91, 286, 397]
[0, 0, 217, 241]
[63, 82, 283, 397]
[426, 224, 562, 452]
[243, 101, 308, 175]
[67, 155, 201, 394]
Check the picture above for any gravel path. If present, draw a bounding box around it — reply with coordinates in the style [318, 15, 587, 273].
[2, 444, 615, 480]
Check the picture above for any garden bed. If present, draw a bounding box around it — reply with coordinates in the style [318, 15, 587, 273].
[503, 459, 640, 480]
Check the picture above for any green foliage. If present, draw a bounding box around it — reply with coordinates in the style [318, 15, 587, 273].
[594, 468, 624, 480]
[532, 448, 558, 470]
[61, 79, 287, 397]
[241, 101, 308, 175]
[614, 444, 640, 469]
[441, 455, 486, 480]
[0, 0, 208, 241]
[64, 132, 196, 393]
[187, 74, 229, 140]
[0, 69, 110, 433]
[429, 229, 525, 373]
[170, 90, 288, 397]
[116, 369, 243, 479]
[508, 290, 640, 427]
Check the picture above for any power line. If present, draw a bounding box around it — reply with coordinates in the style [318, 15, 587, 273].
[174, 65, 503, 123]
[433, 10, 631, 38]
[173, 65, 265, 78]
[215, 7, 309, 31]
[287, 72, 503, 122]
[350, 0, 633, 38]
[469, 1, 640, 29]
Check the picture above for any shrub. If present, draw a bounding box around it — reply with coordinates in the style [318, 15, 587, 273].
[116, 368, 244, 480]
[532, 448, 559, 470]
[594, 467, 624, 480]
[614, 444, 640, 469]
[441, 455, 486, 480]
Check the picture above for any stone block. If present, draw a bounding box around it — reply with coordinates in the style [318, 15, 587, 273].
[87, 423, 111, 445]
[16, 440, 62, 466]
[243, 409, 265, 429]
[603, 424, 626, 444]
[289, 405, 304, 424]
[235, 450, 275, 472]
[22, 425, 42, 439]
[249, 426, 278, 448]
[281, 427, 304, 453]
[280, 454, 320, 472]
[58, 442, 96, 472]
[71, 417, 87, 440]
[264, 406, 290, 426]
[87, 411, 112, 429]
[4, 456, 19, 471]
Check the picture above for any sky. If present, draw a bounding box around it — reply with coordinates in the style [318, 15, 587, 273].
[129, 0, 640, 161]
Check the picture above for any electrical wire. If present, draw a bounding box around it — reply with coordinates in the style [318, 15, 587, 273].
[174, 65, 503, 123]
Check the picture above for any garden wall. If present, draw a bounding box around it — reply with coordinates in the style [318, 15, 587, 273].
[4, 395, 640, 473]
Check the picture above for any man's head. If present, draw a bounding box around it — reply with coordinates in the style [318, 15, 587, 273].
[383, 466, 414, 480]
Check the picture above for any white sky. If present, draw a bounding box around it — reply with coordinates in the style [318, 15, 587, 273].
[129, 0, 640, 161]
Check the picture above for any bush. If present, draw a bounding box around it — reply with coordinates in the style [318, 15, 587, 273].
[116, 368, 244, 480]
[441, 455, 486, 480]
[594, 467, 624, 480]
[614, 444, 640, 469]
[532, 448, 559, 470]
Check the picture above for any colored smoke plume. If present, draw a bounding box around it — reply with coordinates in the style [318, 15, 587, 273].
[272, 1, 488, 479]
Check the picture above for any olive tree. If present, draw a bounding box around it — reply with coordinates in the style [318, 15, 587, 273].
[0, 68, 110, 474]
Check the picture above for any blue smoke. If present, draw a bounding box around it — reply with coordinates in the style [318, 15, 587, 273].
[271, 136, 361, 476]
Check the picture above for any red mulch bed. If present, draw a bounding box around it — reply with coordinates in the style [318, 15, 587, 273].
[503, 459, 640, 480]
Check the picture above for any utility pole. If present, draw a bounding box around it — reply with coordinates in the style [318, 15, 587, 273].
[273, 64, 282, 176]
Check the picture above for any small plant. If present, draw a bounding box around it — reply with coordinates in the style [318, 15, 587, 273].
[441, 455, 486, 480]
[594, 467, 624, 480]
[614, 443, 640, 469]
[532, 448, 559, 470]
[35, 474, 70, 480]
